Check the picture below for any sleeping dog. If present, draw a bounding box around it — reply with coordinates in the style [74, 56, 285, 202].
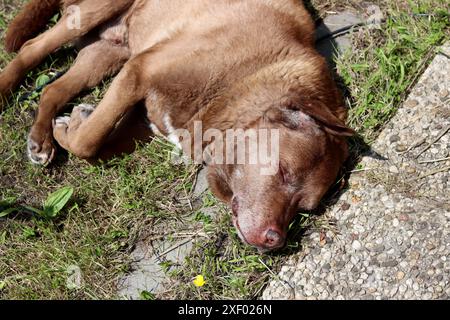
[0, 0, 354, 252]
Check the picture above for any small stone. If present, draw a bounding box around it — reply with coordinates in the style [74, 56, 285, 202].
[389, 135, 400, 144]
[382, 260, 399, 268]
[304, 289, 313, 297]
[389, 286, 399, 297]
[399, 284, 407, 294]
[392, 218, 400, 227]
[322, 263, 331, 271]
[396, 271, 405, 280]
[404, 291, 413, 299]
[389, 165, 399, 174]
[430, 148, 439, 155]
[405, 99, 419, 108]
[341, 202, 351, 211]
[405, 167, 416, 174]
[322, 251, 332, 262]
[369, 258, 379, 266]
[410, 251, 421, 260]
[352, 240, 362, 251]
[423, 292, 433, 300]
[328, 284, 335, 293]
[306, 261, 317, 271]
[395, 144, 408, 152]
[370, 244, 385, 253]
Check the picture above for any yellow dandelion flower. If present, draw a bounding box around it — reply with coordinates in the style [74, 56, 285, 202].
[193, 275, 206, 287]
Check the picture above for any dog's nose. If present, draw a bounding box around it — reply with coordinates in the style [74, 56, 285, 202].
[263, 229, 285, 249]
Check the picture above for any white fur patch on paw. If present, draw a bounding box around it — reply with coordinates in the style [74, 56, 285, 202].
[27, 136, 55, 166]
[75, 104, 95, 119]
[55, 116, 71, 127]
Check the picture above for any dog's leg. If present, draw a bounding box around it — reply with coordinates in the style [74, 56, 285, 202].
[53, 53, 153, 159]
[93, 104, 154, 162]
[27, 40, 130, 165]
[0, 0, 133, 107]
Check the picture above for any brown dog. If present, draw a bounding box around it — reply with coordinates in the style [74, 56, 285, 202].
[0, 0, 354, 252]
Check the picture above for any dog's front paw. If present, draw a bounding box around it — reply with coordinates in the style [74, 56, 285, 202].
[27, 134, 56, 166]
[27, 120, 58, 166]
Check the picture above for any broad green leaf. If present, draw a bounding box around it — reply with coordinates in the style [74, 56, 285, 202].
[36, 74, 51, 88]
[43, 187, 74, 218]
[23, 206, 44, 215]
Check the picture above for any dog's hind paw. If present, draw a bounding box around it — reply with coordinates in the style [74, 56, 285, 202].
[53, 104, 97, 154]
[53, 104, 95, 132]
[75, 104, 95, 120]
[54, 116, 71, 127]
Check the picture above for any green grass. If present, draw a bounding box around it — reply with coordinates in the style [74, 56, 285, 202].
[338, 1, 449, 139]
[0, 134, 199, 299]
[0, 0, 449, 300]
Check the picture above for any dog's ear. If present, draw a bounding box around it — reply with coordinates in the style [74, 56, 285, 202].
[266, 103, 355, 137]
[207, 167, 233, 203]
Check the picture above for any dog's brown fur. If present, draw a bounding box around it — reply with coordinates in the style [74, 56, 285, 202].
[0, 0, 354, 252]
[5, 0, 58, 52]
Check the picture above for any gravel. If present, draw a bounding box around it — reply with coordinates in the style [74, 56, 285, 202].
[262, 42, 450, 300]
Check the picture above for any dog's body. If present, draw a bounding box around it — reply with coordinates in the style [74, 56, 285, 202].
[0, 0, 353, 252]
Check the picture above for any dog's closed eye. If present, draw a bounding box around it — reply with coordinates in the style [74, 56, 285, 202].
[279, 164, 292, 185]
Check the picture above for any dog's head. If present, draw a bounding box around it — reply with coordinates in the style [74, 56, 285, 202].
[206, 57, 354, 252]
